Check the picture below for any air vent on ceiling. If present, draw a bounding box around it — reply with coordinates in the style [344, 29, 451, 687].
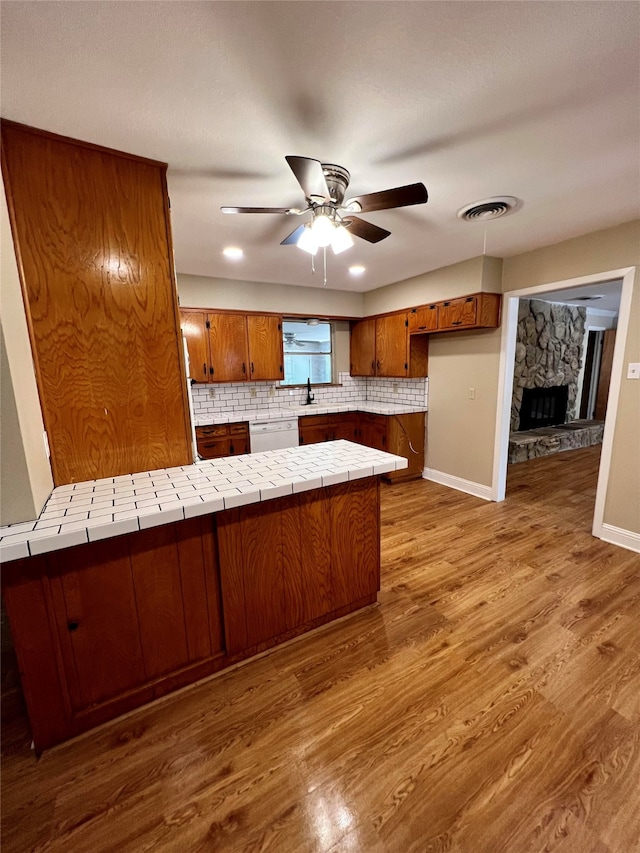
[457, 196, 520, 221]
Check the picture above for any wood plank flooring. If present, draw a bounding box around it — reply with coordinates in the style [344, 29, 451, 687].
[2, 445, 639, 852]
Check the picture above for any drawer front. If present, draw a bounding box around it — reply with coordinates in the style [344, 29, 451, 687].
[196, 424, 229, 439]
[229, 423, 249, 436]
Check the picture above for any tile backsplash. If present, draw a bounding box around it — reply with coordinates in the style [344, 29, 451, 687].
[191, 372, 428, 417]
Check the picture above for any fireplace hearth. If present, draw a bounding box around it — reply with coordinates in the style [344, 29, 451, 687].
[519, 385, 569, 431]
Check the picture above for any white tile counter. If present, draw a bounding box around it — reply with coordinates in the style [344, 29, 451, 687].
[195, 402, 426, 426]
[0, 441, 407, 563]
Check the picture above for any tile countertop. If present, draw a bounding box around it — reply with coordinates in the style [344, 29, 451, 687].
[194, 402, 427, 426]
[0, 441, 407, 564]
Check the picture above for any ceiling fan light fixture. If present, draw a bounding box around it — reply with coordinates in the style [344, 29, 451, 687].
[331, 224, 354, 255]
[297, 224, 319, 255]
[349, 264, 366, 276]
[310, 212, 334, 247]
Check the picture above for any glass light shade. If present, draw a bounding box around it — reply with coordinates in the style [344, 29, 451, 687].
[297, 225, 319, 255]
[310, 214, 335, 247]
[331, 225, 354, 255]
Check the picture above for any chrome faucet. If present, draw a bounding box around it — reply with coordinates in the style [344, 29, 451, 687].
[305, 377, 315, 405]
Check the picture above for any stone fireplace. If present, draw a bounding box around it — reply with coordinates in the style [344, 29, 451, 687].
[519, 385, 569, 430]
[511, 299, 586, 431]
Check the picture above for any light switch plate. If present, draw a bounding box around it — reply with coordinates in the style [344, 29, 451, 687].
[627, 363, 640, 379]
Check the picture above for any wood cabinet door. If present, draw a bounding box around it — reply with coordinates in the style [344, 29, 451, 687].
[350, 318, 376, 376]
[181, 310, 211, 382]
[375, 313, 409, 377]
[247, 314, 283, 381]
[47, 539, 147, 712]
[330, 479, 380, 610]
[331, 415, 358, 442]
[208, 312, 249, 381]
[439, 296, 478, 329]
[408, 304, 439, 332]
[358, 414, 388, 451]
[1, 122, 192, 484]
[386, 412, 425, 480]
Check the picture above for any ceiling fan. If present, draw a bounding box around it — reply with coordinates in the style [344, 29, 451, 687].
[221, 155, 428, 255]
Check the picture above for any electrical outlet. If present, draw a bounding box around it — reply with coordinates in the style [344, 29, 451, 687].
[250, 387, 257, 398]
[269, 385, 276, 397]
[392, 383, 399, 394]
[627, 363, 640, 379]
[209, 388, 216, 399]
[468, 387, 476, 400]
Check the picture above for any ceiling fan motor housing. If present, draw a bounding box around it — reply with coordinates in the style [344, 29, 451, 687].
[320, 163, 350, 204]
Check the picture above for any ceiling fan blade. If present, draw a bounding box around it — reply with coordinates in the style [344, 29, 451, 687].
[346, 216, 390, 243]
[221, 206, 301, 214]
[280, 225, 307, 246]
[345, 182, 428, 213]
[285, 156, 330, 202]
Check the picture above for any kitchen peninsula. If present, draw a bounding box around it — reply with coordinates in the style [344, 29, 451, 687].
[0, 441, 406, 752]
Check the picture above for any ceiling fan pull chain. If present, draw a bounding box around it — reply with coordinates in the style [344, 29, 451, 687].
[311, 254, 315, 275]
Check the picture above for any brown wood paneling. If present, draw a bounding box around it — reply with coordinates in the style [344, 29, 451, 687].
[1, 121, 192, 484]
[1, 557, 70, 751]
[200, 515, 225, 655]
[595, 329, 616, 421]
[130, 526, 190, 679]
[386, 412, 426, 482]
[299, 490, 332, 622]
[180, 309, 210, 382]
[216, 508, 248, 653]
[208, 312, 248, 381]
[247, 314, 283, 380]
[175, 518, 214, 661]
[242, 501, 287, 646]
[282, 497, 304, 631]
[350, 318, 376, 376]
[439, 296, 478, 329]
[408, 333, 429, 377]
[48, 538, 146, 710]
[376, 313, 409, 377]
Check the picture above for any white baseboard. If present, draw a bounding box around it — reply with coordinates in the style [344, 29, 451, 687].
[422, 468, 494, 501]
[597, 523, 640, 554]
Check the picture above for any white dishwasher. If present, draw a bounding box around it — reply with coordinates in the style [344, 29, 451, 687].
[249, 418, 300, 452]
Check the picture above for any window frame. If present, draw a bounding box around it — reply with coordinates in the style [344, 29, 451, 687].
[280, 319, 335, 387]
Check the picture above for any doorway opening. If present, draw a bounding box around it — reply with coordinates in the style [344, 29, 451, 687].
[492, 267, 635, 549]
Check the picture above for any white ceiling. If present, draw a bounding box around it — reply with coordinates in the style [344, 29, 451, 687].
[2, 1, 639, 293]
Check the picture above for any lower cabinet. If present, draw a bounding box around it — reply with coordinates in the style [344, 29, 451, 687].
[217, 479, 380, 654]
[196, 422, 249, 459]
[299, 411, 425, 481]
[2, 480, 381, 752]
[2, 516, 224, 751]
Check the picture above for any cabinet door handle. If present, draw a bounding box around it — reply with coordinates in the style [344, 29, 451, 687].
[67, 620, 79, 632]
[443, 301, 451, 307]
[251, 362, 255, 374]
[209, 366, 214, 376]
[371, 360, 375, 371]
[452, 321, 462, 325]
[242, 362, 246, 374]
[376, 360, 380, 369]
[419, 325, 426, 330]
[203, 362, 207, 376]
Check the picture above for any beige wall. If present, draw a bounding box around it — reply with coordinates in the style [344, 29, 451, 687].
[178, 273, 364, 318]
[363, 256, 504, 487]
[363, 255, 493, 316]
[503, 220, 640, 535]
[0, 183, 53, 524]
[425, 328, 503, 485]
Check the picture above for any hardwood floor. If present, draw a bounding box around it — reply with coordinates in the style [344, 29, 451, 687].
[2, 445, 639, 852]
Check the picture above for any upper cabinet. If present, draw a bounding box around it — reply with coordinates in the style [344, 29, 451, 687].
[350, 313, 429, 378]
[409, 292, 501, 334]
[181, 309, 283, 383]
[1, 121, 192, 485]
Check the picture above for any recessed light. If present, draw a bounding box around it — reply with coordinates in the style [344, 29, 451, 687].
[349, 265, 365, 276]
[223, 246, 244, 260]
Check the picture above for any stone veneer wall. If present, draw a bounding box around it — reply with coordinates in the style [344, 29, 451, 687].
[512, 300, 586, 431]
